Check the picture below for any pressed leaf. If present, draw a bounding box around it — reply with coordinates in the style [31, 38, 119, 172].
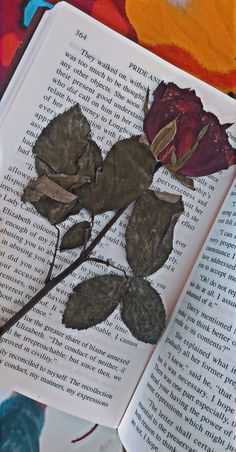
[35, 140, 102, 182]
[48, 174, 90, 190]
[22, 174, 87, 224]
[126, 190, 184, 277]
[33, 104, 91, 175]
[22, 176, 78, 204]
[76, 140, 103, 181]
[121, 277, 166, 344]
[29, 197, 78, 225]
[76, 136, 156, 214]
[22, 185, 42, 203]
[35, 157, 56, 176]
[62, 275, 124, 329]
[21, 176, 81, 224]
[60, 221, 91, 251]
[63, 275, 165, 344]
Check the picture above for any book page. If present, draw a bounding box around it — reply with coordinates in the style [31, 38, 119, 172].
[0, 2, 235, 427]
[119, 179, 236, 451]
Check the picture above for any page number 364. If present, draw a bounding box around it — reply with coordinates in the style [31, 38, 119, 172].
[75, 29, 87, 40]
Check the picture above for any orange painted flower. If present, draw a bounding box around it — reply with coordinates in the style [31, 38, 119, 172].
[126, 0, 236, 94]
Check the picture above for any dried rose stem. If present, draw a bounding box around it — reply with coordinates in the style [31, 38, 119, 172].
[0, 208, 126, 338]
[88, 257, 127, 276]
[44, 225, 60, 283]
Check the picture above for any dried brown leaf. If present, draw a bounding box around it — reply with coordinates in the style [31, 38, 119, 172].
[48, 174, 90, 190]
[63, 274, 165, 344]
[22, 178, 80, 224]
[60, 221, 91, 251]
[23, 176, 77, 204]
[33, 104, 91, 175]
[121, 277, 166, 344]
[126, 190, 184, 276]
[62, 275, 124, 329]
[154, 191, 181, 204]
[76, 136, 156, 214]
[76, 140, 103, 182]
[32, 198, 78, 224]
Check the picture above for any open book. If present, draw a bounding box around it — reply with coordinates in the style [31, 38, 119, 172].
[0, 3, 235, 451]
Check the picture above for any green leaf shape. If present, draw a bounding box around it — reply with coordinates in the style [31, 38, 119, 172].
[33, 104, 91, 175]
[126, 190, 184, 277]
[121, 277, 166, 344]
[75, 136, 156, 214]
[62, 275, 124, 330]
[60, 221, 91, 251]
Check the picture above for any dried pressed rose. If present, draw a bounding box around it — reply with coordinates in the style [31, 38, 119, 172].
[144, 82, 236, 180]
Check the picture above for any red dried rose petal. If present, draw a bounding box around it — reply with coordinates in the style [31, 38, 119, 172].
[144, 82, 236, 178]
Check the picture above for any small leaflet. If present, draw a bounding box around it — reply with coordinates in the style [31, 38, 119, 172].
[63, 275, 166, 344]
[126, 190, 184, 277]
[60, 221, 91, 251]
[33, 103, 102, 181]
[121, 277, 166, 344]
[33, 104, 91, 175]
[62, 275, 124, 330]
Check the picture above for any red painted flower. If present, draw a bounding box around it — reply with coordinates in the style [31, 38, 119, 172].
[144, 82, 236, 179]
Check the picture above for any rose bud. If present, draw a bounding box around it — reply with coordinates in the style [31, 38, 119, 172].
[144, 82, 236, 188]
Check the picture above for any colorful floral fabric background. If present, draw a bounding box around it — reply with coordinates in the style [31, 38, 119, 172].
[0, 0, 235, 97]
